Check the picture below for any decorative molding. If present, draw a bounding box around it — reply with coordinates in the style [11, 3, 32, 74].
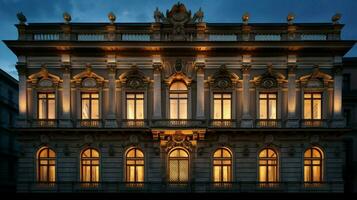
[161, 131, 195, 152]
[73, 64, 105, 85]
[28, 66, 61, 87]
[299, 65, 332, 88]
[253, 64, 286, 88]
[210, 64, 239, 89]
[119, 65, 150, 89]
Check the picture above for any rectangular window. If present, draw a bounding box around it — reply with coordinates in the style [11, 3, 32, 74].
[213, 93, 232, 119]
[81, 93, 99, 119]
[38, 93, 56, 119]
[259, 93, 277, 119]
[126, 93, 144, 119]
[304, 93, 322, 119]
[170, 93, 188, 119]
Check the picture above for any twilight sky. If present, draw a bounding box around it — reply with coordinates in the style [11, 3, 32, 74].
[0, 0, 356, 79]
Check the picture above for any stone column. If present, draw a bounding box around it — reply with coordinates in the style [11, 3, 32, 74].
[105, 64, 118, 127]
[241, 65, 253, 127]
[16, 63, 28, 128]
[332, 64, 344, 127]
[286, 64, 299, 127]
[59, 64, 72, 127]
[195, 63, 205, 119]
[153, 63, 163, 119]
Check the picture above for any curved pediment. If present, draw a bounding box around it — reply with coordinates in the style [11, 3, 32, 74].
[28, 67, 61, 87]
[119, 65, 150, 89]
[73, 65, 105, 86]
[209, 64, 239, 89]
[253, 65, 286, 88]
[299, 66, 332, 88]
[165, 71, 192, 86]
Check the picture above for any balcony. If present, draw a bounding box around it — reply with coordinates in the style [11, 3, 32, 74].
[121, 119, 148, 128]
[16, 181, 343, 193]
[30, 119, 58, 128]
[151, 119, 206, 128]
[209, 120, 237, 128]
[76, 119, 103, 128]
[300, 119, 328, 128]
[255, 119, 282, 128]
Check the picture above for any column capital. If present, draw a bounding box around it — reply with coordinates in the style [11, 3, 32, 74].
[195, 62, 205, 73]
[241, 64, 251, 74]
[107, 63, 117, 74]
[288, 64, 297, 75]
[153, 63, 163, 72]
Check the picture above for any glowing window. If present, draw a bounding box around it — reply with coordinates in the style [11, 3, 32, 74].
[259, 93, 277, 119]
[126, 148, 144, 182]
[37, 147, 56, 182]
[213, 148, 232, 182]
[81, 148, 100, 182]
[38, 93, 56, 119]
[304, 93, 322, 119]
[126, 93, 144, 120]
[304, 147, 323, 182]
[213, 93, 232, 120]
[169, 81, 188, 119]
[168, 149, 189, 182]
[81, 93, 99, 119]
[259, 148, 278, 183]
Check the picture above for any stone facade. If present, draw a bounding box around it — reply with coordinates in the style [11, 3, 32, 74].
[4, 3, 356, 193]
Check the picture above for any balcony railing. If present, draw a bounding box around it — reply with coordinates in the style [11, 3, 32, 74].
[209, 119, 237, 128]
[16, 181, 343, 193]
[300, 119, 328, 128]
[30, 119, 58, 128]
[151, 119, 206, 128]
[121, 119, 148, 128]
[76, 119, 103, 128]
[256, 119, 282, 128]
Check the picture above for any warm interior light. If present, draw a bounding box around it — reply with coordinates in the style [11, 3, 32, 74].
[61, 54, 70, 63]
[152, 55, 162, 64]
[242, 54, 251, 63]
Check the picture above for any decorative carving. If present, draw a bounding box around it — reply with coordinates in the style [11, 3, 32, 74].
[174, 59, 183, 72]
[28, 66, 60, 86]
[82, 77, 97, 88]
[129, 135, 139, 144]
[73, 64, 105, 85]
[108, 12, 116, 24]
[38, 79, 53, 87]
[299, 65, 332, 88]
[153, 3, 204, 41]
[121, 65, 149, 89]
[253, 64, 285, 87]
[84, 135, 94, 144]
[287, 13, 295, 25]
[163, 131, 194, 152]
[310, 135, 320, 144]
[332, 13, 342, 24]
[211, 64, 239, 89]
[242, 12, 249, 25]
[17, 12, 27, 25]
[63, 12, 71, 24]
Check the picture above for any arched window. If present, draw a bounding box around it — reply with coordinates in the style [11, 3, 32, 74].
[81, 148, 100, 183]
[259, 148, 278, 183]
[169, 81, 188, 119]
[304, 147, 323, 183]
[126, 148, 144, 182]
[168, 148, 189, 182]
[37, 147, 56, 182]
[213, 148, 232, 182]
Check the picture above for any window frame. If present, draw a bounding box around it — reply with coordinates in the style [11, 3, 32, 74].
[125, 93, 145, 120]
[125, 148, 145, 183]
[213, 93, 232, 120]
[303, 92, 323, 120]
[212, 148, 233, 183]
[37, 92, 56, 119]
[37, 147, 56, 183]
[303, 147, 324, 183]
[80, 148, 100, 183]
[169, 81, 189, 120]
[80, 92, 100, 120]
[167, 148, 190, 183]
[258, 92, 277, 120]
[258, 148, 279, 183]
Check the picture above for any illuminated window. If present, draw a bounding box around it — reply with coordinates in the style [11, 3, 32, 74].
[304, 147, 323, 183]
[304, 93, 322, 119]
[259, 148, 278, 183]
[126, 148, 144, 182]
[213, 93, 232, 120]
[81, 148, 100, 182]
[81, 93, 99, 119]
[169, 82, 188, 119]
[213, 148, 232, 182]
[259, 93, 277, 119]
[37, 147, 56, 182]
[126, 93, 144, 120]
[168, 148, 189, 182]
[38, 93, 56, 119]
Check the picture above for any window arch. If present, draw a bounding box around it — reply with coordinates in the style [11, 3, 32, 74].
[81, 148, 100, 183]
[126, 148, 144, 182]
[258, 148, 278, 183]
[213, 148, 232, 182]
[37, 147, 56, 182]
[168, 148, 189, 182]
[304, 147, 324, 183]
[169, 81, 188, 119]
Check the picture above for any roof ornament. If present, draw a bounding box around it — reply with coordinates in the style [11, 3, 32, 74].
[154, 7, 165, 23]
[63, 12, 71, 24]
[192, 7, 204, 23]
[287, 13, 295, 25]
[242, 12, 249, 25]
[332, 13, 342, 24]
[108, 12, 116, 24]
[16, 12, 27, 25]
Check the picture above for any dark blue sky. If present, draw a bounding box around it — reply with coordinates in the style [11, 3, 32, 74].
[1, 0, 356, 79]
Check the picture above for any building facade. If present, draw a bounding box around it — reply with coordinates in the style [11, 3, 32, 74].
[0, 68, 19, 192]
[4, 3, 356, 192]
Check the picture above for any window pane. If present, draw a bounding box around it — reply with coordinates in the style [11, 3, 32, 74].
[312, 166, 321, 182]
[269, 99, 276, 119]
[223, 99, 231, 119]
[313, 99, 321, 119]
[179, 160, 189, 182]
[137, 166, 144, 182]
[91, 100, 99, 119]
[312, 149, 321, 158]
[268, 166, 276, 182]
[304, 166, 311, 182]
[136, 100, 144, 119]
[126, 94, 135, 98]
[260, 99, 267, 119]
[170, 99, 178, 119]
[127, 99, 135, 119]
[213, 166, 221, 182]
[304, 100, 312, 119]
[82, 93, 90, 98]
[223, 94, 231, 99]
[82, 99, 90, 119]
[304, 93, 311, 98]
[214, 94, 221, 98]
[260, 94, 267, 98]
[313, 93, 321, 98]
[48, 99, 55, 119]
[214, 99, 222, 119]
[179, 99, 187, 119]
[49, 166, 56, 182]
[38, 99, 46, 119]
[91, 93, 99, 98]
[259, 166, 266, 182]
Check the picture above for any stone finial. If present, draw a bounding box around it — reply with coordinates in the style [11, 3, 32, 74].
[16, 12, 27, 25]
[287, 13, 295, 25]
[332, 13, 342, 24]
[108, 12, 116, 24]
[63, 12, 71, 24]
[242, 12, 249, 25]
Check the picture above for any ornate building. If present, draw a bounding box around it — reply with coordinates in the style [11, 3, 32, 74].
[4, 3, 356, 192]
